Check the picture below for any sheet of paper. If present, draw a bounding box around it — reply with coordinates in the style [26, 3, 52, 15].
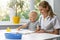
[10, 29, 34, 35]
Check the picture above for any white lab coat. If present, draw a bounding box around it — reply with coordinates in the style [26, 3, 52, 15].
[39, 15, 60, 32]
[39, 15, 60, 40]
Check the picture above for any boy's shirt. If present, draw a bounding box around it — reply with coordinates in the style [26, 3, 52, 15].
[26, 21, 39, 31]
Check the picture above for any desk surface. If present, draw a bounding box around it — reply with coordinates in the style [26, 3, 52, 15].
[0, 29, 60, 40]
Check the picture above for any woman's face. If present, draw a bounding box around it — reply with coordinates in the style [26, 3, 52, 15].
[38, 6, 48, 15]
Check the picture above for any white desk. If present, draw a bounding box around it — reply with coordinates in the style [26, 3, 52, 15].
[0, 29, 60, 40]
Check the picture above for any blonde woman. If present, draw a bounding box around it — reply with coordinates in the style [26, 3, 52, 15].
[37, 1, 60, 35]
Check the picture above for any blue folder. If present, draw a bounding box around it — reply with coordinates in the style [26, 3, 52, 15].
[5, 33, 22, 39]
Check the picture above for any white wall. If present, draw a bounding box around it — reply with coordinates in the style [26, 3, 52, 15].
[45, 0, 54, 11]
[54, 0, 60, 21]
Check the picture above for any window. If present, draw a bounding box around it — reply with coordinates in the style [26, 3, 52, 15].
[0, 0, 10, 21]
[0, 0, 42, 25]
[0, 0, 30, 21]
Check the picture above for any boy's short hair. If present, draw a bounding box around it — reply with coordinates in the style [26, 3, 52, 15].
[29, 10, 38, 16]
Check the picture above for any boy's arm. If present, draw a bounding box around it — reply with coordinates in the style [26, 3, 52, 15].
[17, 23, 27, 31]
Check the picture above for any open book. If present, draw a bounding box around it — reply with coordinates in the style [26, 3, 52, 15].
[10, 29, 34, 35]
[16, 29, 34, 35]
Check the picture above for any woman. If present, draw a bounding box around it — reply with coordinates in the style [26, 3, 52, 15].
[37, 1, 60, 35]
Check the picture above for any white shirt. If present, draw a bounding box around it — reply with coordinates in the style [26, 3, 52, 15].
[39, 15, 60, 32]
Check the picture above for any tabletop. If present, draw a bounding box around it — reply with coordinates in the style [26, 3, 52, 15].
[0, 29, 60, 40]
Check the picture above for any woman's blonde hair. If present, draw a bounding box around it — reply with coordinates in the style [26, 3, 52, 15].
[39, 1, 55, 18]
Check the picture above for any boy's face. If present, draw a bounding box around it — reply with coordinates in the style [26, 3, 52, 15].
[29, 13, 37, 22]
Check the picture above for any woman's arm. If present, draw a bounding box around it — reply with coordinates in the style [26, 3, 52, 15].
[36, 29, 59, 35]
[47, 29, 59, 35]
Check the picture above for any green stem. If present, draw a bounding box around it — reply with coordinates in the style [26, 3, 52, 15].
[15, 1, 17, 16]
[15, 6, 17, 16]
[21, 8, 22, 12]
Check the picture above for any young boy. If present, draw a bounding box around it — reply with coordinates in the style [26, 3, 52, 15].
[17, 11, 40, 31]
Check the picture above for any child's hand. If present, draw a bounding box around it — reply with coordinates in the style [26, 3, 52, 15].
[36, 29, 45, 33]
[39, 29, 45, 33]
[16, 27, 20, 31]
[34, 29, 40, 33]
